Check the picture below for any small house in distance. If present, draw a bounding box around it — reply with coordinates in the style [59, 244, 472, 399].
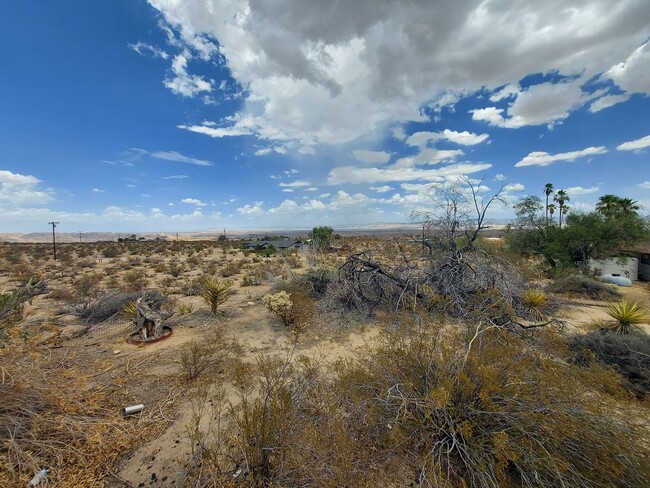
[589, 244, 650, 282]
[243, 239, 302, 253]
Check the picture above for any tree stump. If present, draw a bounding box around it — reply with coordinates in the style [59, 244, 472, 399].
[134, 297, 164, 340]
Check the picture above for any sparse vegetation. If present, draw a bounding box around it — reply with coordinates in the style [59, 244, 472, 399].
[0, 229, 648, 486]
[187, 321, 649, 487]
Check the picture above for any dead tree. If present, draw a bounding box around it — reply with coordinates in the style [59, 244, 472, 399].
[409, 177, 509, 316]
[133, 296, 168, 340]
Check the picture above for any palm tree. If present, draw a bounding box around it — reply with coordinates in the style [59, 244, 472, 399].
[544, 183, 554, 224]
[618, 197, 640, 216]
[596, 194, 620, 220]
[547, 203, 556, 224]
[554, 190, 569, 228]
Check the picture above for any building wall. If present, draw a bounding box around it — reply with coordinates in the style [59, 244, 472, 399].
[590, 257, 639, 281]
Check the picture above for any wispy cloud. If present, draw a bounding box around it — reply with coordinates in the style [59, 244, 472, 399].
[150, 150, 213, 166]
[128, 41, 169, 60]
[515, 146, 607, 167]
[617, 134, 650, 151]
[278, 180, 311, 188]
[565, 185, 600, 195]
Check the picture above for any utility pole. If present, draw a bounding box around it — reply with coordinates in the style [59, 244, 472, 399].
[79, 231, 82, 243]
[48, 221, 59, 260]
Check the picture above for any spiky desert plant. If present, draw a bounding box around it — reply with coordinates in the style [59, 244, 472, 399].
[176, 302, 195, 315]
[521, 289, 548, 320]
[122, 299, 138, 319]
[605, 300, 648, 334]
[200, 276, 233, 315]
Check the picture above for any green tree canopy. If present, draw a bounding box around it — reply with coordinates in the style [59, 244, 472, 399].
[507, 194, 649, 273]
[309, 226, 334, 250]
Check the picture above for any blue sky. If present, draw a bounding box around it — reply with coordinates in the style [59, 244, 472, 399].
[1, 0, 649, 233]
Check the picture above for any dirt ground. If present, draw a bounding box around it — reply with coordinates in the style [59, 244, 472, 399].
[558, 281, 650, 334]
[1, 240, 649, 486]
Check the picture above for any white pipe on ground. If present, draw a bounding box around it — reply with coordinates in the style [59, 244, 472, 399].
[123, 404, 144, 415]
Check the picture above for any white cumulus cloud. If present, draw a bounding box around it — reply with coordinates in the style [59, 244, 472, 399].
[617, 134, 650, 151]
[147, 0, 650, 146]
[0, 170, 53, 205]
[514, 146, 607, 167]
[181, 197, 206, 206]
[164, 52, 213, 97]
[565, 186, 600, 195]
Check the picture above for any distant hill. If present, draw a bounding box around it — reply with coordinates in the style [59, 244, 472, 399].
[1, 222, 513, 243]
[0, 232, 170, 243]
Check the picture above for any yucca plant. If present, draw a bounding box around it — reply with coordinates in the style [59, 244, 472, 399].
[122, 299, 138, 319]
[176, 302, 195, 315]
[200, 277, 233, 315]
[521, 289, 548, 320]
[605, 300, 648, 334]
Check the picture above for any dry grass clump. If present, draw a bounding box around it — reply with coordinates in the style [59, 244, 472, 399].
[519, 288, 550, 320]
[179, 327, 240, 380]
[122, 269, 148, 292]
[185, 318, 648, 487]
[220, 260, 243, 277]
[548, 275, 622, 301]
[0, 348, 133, 486]
[100, 245, 121, 258]
[72, 272, 103, 300]
[0, 278, 46, 342]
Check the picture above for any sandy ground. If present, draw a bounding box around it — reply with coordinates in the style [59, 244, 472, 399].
[558, 282, 650, 334]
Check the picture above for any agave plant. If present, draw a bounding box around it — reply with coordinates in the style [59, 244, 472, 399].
[604, 301, 648, 334]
